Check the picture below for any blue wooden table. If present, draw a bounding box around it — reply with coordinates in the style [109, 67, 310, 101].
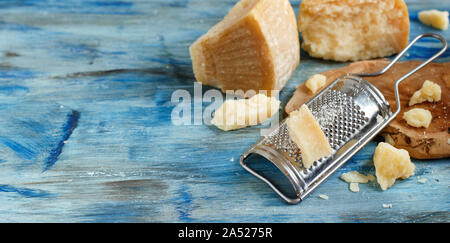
[0, 0, 448, 223]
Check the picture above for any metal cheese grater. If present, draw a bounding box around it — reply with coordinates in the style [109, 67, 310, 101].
[240, 33, 448, 204]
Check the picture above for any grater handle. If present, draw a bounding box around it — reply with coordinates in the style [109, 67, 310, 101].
[355, 33, 448, 117]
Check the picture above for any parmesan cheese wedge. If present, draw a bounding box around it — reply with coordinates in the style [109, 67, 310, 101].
[297, 0, 410, 61]
[189, 0, 300, 96]
[286, 104, 332, 169]
[373, 142, 415, 190]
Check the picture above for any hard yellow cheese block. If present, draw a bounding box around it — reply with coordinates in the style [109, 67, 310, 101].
[286, 104, 332, 169]
[403, 108, 432, 128]
[373, 142, 415, 190]
[298, 0, 410, 61]
[408, 80, 442, 106]
[211, 94, 280, 131]
[418, 9, 449, 30]
[190, 0, 300, 96]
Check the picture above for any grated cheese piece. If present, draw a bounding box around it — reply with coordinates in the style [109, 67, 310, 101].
[211, 94, 280, 131]
[403, 108, 432, 128]
[409, 80, 442, 106]
[382, 203, 393, 208]
[418, 9, 449, 30]
[349, 182, 360, 192]
[373, 142, 415, 190]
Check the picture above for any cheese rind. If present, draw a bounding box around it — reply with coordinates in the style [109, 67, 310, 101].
[373, 142, 415, 190]
[211, 94, 280, 131]
[190, 0, 300, 96]
[403, 108, 432, 128]
[418, 9, 449, 30]
[305, 74, 326, 94]
[286, 104, 332, 169]
[408, 80, 442, 106]
[297, 0, 409, 62]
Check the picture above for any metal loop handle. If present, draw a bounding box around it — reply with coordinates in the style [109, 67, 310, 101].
[354, 33, 448, 117]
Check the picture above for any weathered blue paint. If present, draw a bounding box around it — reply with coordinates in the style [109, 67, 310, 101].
[0, 184, 54, 198]
[42, 110, 80, 172]
[0, 0, 448, 223]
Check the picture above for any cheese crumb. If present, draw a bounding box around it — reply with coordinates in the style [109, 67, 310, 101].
[403, 108, 432, 128]
[409, 80, 442, 106]
[286, 104, 332, 169]
[383, 134, 395, 146]
[340, 171, 375, 184]
[305, 74, 326, 94]
[349, 182, 360, 192]
[373, 142, 415, 190]
[211, 94, 280, 131]
[418, 9, 449, 30]
[418, 178, 427, 184]
[318, 194, 329, 200]
[382, 203, 393, 209]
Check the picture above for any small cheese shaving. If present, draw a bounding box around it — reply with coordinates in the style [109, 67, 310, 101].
[418, 178, 427, 184]
[349, 182, 360, 192]
[382, 203, 393, 209]
[318, 194, 329, 200]
[409, 80, 442, 106]
[340, 171, 375, 184]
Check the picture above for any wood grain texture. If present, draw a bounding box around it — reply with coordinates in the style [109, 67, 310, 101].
[0, 0, 449, 223]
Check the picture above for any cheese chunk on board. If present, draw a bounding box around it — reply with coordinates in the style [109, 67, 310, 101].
[403, 108, 432, 128]
[340, 171, 375, 184]
[418, 9, 449, 30]
[286, 104, 332, 169]
[409, 80, 442, 106]
[305, 74, 326, 94]
[297, 0, 409, 62]
[373, 142, 415, 190]
[211, 94, 280, 131]
[190, 0, 300, 96]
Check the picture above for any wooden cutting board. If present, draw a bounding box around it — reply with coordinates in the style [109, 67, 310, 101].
[285, 60, 449, 159]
